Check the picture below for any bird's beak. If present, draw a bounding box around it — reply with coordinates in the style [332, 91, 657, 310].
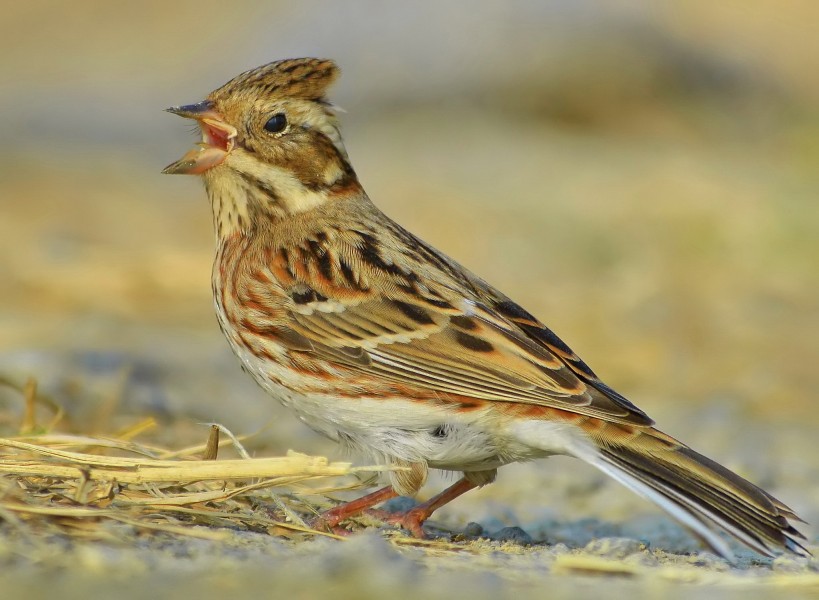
[162, 100, 238, 175]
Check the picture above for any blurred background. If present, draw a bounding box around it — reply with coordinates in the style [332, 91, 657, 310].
[1, 0, 817, 540]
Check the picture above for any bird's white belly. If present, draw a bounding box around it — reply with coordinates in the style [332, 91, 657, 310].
[256, 372, 506, 471]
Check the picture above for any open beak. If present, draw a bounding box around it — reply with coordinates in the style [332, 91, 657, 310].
[162, 100, 237, 175]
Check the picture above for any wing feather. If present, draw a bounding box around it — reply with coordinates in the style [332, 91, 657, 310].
[287, 289, 650, 424]
[264, 216, 652, 425]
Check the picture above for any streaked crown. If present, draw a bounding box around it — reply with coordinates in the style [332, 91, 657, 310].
[208, 58, 340, 105]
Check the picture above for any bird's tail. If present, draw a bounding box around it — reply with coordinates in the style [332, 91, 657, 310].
[579, 427, 809, 560]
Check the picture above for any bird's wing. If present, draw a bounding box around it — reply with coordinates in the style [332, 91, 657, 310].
[265, 220, 653, 426]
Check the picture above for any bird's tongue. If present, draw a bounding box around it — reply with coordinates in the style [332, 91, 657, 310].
[162, 116, 236, 175]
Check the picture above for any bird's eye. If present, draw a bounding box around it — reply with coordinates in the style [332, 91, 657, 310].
[264, 113, 288, 134]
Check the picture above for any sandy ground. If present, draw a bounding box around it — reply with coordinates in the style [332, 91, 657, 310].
[1, 2, 818, 598]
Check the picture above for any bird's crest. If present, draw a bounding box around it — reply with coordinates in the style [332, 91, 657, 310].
[209, 58, 339, 103]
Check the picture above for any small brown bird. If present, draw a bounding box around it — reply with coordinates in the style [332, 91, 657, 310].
[163, 58, 808, 559]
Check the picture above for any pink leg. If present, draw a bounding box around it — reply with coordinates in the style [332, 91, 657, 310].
[381, 477, 477, 538]
[312, 485, 398, 532]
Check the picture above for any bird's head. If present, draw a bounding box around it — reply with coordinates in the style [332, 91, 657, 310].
[163, 58, 359, 227]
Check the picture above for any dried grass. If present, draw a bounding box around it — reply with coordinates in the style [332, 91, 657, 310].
[0, 376, 392, 544]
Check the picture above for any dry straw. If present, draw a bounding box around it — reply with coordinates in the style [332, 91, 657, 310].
[0, 375, 392, 542]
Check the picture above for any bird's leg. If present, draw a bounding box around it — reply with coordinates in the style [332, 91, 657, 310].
[379, 477, 477, 538]
[312, 485, 398, 533]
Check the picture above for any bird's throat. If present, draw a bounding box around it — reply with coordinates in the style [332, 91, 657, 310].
[203, 161, 353, 238]
[204, 168, 254, 238]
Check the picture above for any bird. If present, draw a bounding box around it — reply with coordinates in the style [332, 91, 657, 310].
[162, 57, 808, 560]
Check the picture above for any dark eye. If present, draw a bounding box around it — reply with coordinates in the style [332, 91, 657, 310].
[264, 113, 287, 133]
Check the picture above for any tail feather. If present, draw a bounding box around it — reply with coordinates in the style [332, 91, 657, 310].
[581, 430, 810, 560]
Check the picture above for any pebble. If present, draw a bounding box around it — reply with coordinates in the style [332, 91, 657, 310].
[488, 527, 533, 546]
